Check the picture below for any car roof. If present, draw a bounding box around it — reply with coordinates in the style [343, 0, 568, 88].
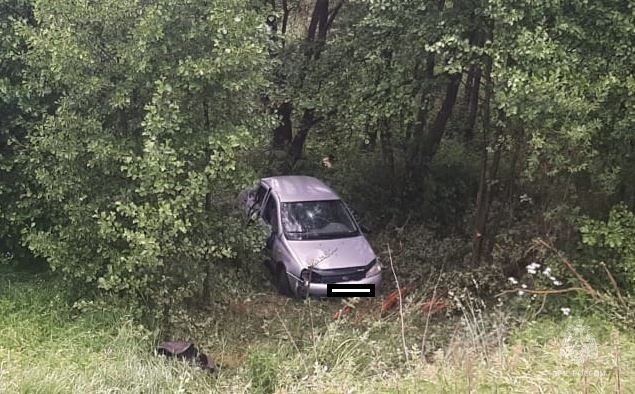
[261, 176, 340, 202]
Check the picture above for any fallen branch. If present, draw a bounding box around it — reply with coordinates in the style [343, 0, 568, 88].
[535, 238, 600, 300]
[496, 287, 589, 298]
[601, 261, 627, 308]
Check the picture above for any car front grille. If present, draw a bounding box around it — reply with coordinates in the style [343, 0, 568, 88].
[308, 261, 373, 284]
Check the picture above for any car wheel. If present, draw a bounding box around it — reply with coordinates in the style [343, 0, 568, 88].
[275, 264, 292, 297]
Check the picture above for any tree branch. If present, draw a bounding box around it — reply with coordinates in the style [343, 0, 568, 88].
[496, 287, 589, 298]
[326, 0, 345, 31]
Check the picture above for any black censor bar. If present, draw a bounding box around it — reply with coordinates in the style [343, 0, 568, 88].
[326, 283, 375, 297]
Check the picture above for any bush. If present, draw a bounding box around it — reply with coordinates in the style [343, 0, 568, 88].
[580, 204, 635, 291]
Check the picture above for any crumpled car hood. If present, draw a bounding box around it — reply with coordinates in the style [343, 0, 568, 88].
[287, 235, 376, 270]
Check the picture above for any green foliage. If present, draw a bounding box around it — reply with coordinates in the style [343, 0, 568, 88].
[5, 0, 274, 315]
[492, 0, 635, 195]
[299, 0, 488, 162]
[0, 0, 633, 333]
[580, 204, 635, 290]
[0, 0, 35, 265]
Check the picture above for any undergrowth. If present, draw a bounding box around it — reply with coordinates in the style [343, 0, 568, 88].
[2, 268, 635, 393]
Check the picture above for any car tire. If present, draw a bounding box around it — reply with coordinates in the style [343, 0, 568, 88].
[275, 263, 292, 297]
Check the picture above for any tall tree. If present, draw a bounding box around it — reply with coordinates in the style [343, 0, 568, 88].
[267, 0, 345, 170]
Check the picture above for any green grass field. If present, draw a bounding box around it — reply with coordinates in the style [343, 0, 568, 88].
[2, 270, 635, 393]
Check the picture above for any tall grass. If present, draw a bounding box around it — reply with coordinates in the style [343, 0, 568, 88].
[2, 270, 635, 393]
[0, 272, 218, 393]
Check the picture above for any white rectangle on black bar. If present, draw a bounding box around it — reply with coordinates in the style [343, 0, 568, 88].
[327, 284, 375, 297]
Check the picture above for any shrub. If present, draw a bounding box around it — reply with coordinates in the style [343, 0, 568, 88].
[580, 204, 635, 291]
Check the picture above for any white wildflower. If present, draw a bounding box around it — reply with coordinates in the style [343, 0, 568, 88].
[518, 290, 525, 296]
[526, 262, 541, 274]
[521, 284, 527, 289]
[542, 267, 552, 276]
[553, 280, 563, 286]
[561, 307, 571, 316]
[508, 277, 518, 285]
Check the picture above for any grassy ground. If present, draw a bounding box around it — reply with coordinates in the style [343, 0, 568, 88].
[2, 268, 635, 393]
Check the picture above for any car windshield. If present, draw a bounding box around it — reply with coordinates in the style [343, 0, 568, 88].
[281, 200, 359, 240]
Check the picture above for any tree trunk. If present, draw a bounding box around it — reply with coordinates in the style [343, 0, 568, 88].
[272, 101, 293, 150]
[305, 0, 328, 58]
[464, 65, 476, 105]
[316, 0, 329, 43]
[364, 121, 377, 151]
[290, 109, 316, 165]
[417, 73, 461, 172]
[464, 66, 481, 140]
[463, 26, 486, 141]
[471, 56, 493, 265]
[380, 118, 395, 178]
[288, 0, 334, 167]
[405, 53, 435, 182]
[281, 0, 290, 35]
[505, 127, 524, 224]
[483, 141, 502, 260]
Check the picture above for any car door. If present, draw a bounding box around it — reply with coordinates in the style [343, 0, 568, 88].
[245, 182, 269, 220]
[261, 192, 279, 252]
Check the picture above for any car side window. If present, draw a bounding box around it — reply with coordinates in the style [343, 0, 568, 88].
[262, 195, 278, 229]
[254, 185, 267, 206]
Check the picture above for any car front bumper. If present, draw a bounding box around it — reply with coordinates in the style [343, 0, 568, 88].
[294, 273, 383, 297]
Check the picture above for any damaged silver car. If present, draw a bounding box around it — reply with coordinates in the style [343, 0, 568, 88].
[241, 176, 382, 297]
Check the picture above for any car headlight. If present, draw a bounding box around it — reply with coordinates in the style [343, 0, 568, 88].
[366, 258, 381, 278]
